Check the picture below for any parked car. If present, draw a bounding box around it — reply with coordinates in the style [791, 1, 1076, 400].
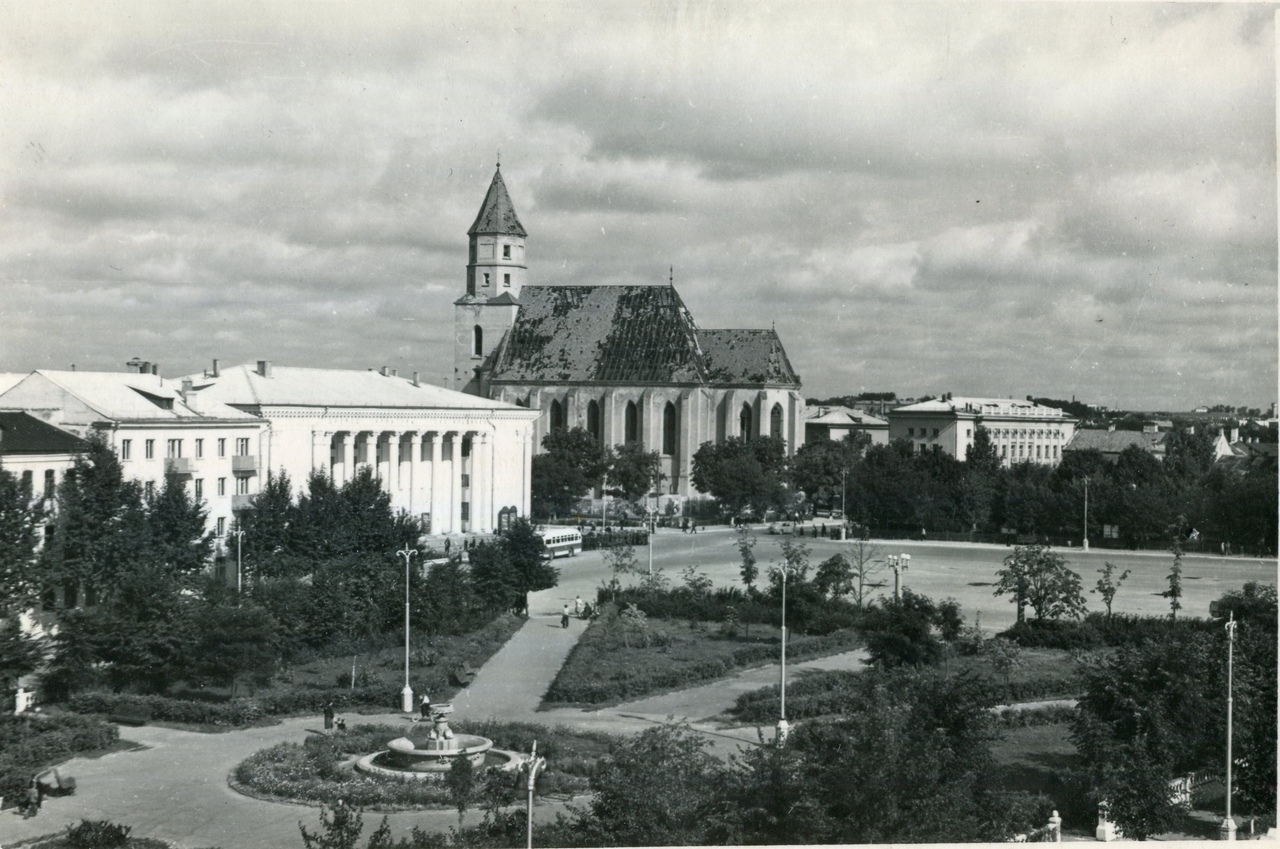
[768, 521, 795, 535]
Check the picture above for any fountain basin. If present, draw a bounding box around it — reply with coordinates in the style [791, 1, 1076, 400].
[355, 745, 520, 781]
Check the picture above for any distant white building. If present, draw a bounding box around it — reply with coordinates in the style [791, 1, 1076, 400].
[888, 396, 1077, 466]
[803, 405, 889, 445]
[185, 361, 541, 535]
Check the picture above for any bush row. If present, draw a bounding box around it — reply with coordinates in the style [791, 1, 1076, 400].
[1000, 612, 1214, 650]
[993, 704, 1078, 728]
[68, 684, 403, 728]
[0, 714, 119, 809]
[608, 586, 863, 635]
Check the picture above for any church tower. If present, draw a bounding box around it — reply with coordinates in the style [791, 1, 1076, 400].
[454, 165, 526, 394]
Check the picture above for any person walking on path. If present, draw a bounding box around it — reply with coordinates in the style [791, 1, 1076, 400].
[419, 693, 431, 719]
[22, 779, 40, 819]
[322, 703, 334, 731]
[561, 604, 571, 628]
[573, 595, 584, 616]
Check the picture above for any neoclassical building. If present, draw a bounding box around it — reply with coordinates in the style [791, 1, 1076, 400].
[453, 167, 805, 497]
[888, 396, 1077, 467]
[187, 361, 540, 534]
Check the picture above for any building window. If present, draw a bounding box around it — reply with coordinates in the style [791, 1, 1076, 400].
[121, 439, 132, 460]
[550, 400, 565, 432]
[167, 439, 182, 458]
[587, 400, 601, 443]
[473, 325, 483, 356]
[236, 477, 249, 495]
[1053, 446, 1059, 459]
[933, 428, 940, 438]
[503, 244, 511, 259]
[740, 403, 753, 440]
[218, 438, 226, 457]
[625, 401, 639, 445]
[218, 477, 226, 496]
[1001, 445, 1007, 457]
[145, 439, 155, 459]
[966, 428, 972, 438]
[145, 481, 155, 497]
[194, 479, 204, 499]
[216, 517, 226, 537]
[483, 272, 490, 288]
[503, 273, 510, 287]
[195, 438, 204, 458]
[662, 402, 677, 455]
[770, 403, 784, 439]
[907, 428, 914, 437]
[461, 502, 470, 522]
[236, 438, 250, 456]
[44, 469, 55, 497]
[21, 470, 32, 492]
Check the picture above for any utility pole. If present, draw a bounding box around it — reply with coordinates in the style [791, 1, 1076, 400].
[1082, 475, 1090, 551]
[525, 740, 547, 849]
[776, 561, 789, 746]
[233, 529, 245, 596]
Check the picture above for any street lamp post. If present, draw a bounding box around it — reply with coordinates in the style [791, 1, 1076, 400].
[1220, 612, 1237, 841]
[776, 560, 789, 746]
[841, 469, 848, 539]
[889, 553, 911, 601]
[524, 740, 547, 849]
[397, 548, 417, 713]
[233, 529, 245, 595]
[1082, 475, 1090, 551]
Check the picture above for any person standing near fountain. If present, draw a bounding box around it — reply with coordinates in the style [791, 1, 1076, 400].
[323, 703, 334, 731]
[419, 693, 431, 719]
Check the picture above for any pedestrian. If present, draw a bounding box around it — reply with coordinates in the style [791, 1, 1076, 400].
[323, 702, 334, 731]
[444, 538, 452, 556]
[22, 779, 39, 819]
[561, 604, 570, 628]
[419, 693, 431, 719]
[574, 595, 584, 616]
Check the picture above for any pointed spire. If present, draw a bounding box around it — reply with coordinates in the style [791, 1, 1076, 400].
[468, 166, 526, 237]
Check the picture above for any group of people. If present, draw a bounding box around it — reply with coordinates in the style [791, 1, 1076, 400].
[321, 703, 346, 732]
[20, 778, 42, 819]
[561, 594, 597, 627]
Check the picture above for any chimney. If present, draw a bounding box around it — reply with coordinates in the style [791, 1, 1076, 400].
[212, 358, 220, 378]
[180, 378, 193, 401]
[380, 366, 390, 377]
[257, 360, 272, 378]
[412, 371, 421, 387]
[1230, 427, 1239, 443]
[391, 368, 398, 377]
[151, 363, 159, 376]
[1107, 423, 1116, 433]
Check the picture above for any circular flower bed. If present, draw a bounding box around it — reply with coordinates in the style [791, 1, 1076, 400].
[231, 722, 606, 811]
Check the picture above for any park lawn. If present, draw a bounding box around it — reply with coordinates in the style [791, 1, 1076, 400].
[542, 613, 862, 706]
[945, 647, 1088, 701]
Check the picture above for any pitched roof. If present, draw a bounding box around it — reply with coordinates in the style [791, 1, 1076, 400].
[894, 397, 1071, 419]
[489, 285, 801, 387]
[0, 411, 89, 455]
[0, 370, 256, 422]
[468, 168, 527, 238]
[1065, 429, 1167, 456]
[0, 374, 27, 396]
[187, 364, 517, 410]
[803, 405, 888, 427]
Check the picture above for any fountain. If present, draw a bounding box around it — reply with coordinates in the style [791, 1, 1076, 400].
[354, 703, 519, 780]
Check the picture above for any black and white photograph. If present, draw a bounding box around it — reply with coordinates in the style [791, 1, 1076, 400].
[0, 2, 1276, 847]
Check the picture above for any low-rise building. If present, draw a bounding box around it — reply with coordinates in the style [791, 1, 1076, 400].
[888, 396, 1076, 466]
[803, 405, 889, 445]
[1063, 428, 1168, 463]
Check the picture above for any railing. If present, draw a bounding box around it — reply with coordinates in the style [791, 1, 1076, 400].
[167, 457, 195, 475]
[1169, 771, 1223, 807]
[1011, 810, 1061, 842]
[231, 494, 255, 511]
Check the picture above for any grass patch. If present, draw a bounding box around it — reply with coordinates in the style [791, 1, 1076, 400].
[232, 721, 616, 810]
[0, 714, 122, 812]
[67, 613, 525, 732]
[542, 603, 862, 706]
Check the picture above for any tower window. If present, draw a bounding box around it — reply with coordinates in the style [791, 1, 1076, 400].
[483, 273, 490, 288]
[550, 400, 565, 432]
[503, 244, 511, 259]
[503, 273, 510, 287]
[770, 403, 784, 439]
[473, 325, 484, 357]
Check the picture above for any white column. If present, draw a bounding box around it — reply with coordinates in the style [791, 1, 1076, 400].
[427, 433, 442, 535]
[407, 433, 422, 514]
[473, 432, 489, 533]
[450, 433, 464, 533]
[378, 432, 396, 492]
[337, 433, 353, 484]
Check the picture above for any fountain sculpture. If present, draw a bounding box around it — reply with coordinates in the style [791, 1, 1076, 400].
[354, 703, 517, 780]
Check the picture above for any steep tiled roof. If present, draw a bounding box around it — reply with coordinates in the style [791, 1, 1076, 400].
[489, 286, 801, 387]
[1065, 429, 1167, 457]
[188, 365, 516, 410]
[0, 411, 88, 455]
[700, 329, 800, 386]
[468, 168, 526, 237]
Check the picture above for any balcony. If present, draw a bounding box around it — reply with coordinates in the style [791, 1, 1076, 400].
[231, 494, 256, 512]
[167, 457, 196, 475]
[231, 455, 259, 475]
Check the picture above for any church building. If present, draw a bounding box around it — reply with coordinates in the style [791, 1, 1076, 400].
[453, 167, 805, 498]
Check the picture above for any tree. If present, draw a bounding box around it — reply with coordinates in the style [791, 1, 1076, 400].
[0, 468, 38, 615]
[606, 442, 664, 504]
[531, 427, 609, 518]
[502, 517, 557, 616]
[1092, 561, 1131, 622]
[790, 435, 865, 509]
[965, 425, 1002, 472]
[691, 435, 789, 516]
[735, 525, 758, 592]
[146, 466, 213, 580]
[861, 589, 945, 668]
[601, 535, 641, 599]
[994, 545, 1086, 623]
[236, 470, 300, 580]
[189, 601, 280, 694]
[444, 753, 476, 825]
[816, 540, 884, 611]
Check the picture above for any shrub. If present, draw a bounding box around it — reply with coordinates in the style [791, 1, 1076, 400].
[66, 819, 132, 849]
[0, 714, 119, 810]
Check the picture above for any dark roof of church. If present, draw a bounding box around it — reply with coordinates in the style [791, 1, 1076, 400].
[468, 168, 527, 238]
[488, 285, 801, 387]
[0, 411, 88, 455]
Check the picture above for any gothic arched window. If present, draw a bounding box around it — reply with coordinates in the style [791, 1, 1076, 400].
[625, 401, 639, 445]
[662, 402, 677, 455]
[770, 403, 784, 440]
[550, 399, 565, 432]
[472, 325, 483, 357]
[740, 403, 754, 440]
[587, 400, 602, 443]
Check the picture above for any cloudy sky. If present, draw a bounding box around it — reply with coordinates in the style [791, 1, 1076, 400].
[1, 1, 1275, 411]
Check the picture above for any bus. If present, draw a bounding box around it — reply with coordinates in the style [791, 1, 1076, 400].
[539, 527, 583, 559]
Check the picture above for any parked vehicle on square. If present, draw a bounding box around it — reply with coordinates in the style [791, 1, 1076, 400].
[540, 527, 583, 559]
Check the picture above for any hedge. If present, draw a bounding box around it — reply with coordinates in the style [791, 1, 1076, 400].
[0, 714, 119, 809]
[67, 684, 403, 728]
[1000, 612, 1214, 650]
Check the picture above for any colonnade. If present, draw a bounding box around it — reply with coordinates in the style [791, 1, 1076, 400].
[311, 428, 495, 534]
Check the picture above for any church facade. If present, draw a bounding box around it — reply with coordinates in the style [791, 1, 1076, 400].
[453, 168, 805, 498]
